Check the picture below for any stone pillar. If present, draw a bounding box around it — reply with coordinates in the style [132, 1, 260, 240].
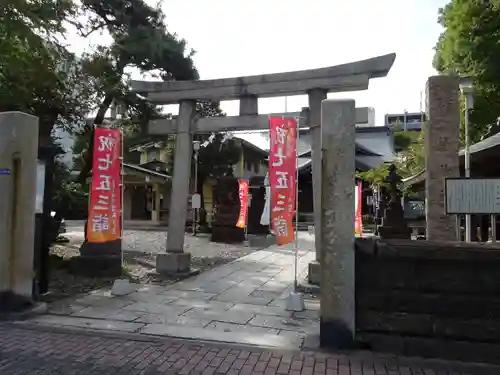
[151, 183, 161, 223]
[308, 89, 327, 285]
[240, 95, 258, 116]
[320, 99, 356, 348]
[425, 76, 460, 241]
[158, 100, 196, 275]
[0, 112, 39, 301]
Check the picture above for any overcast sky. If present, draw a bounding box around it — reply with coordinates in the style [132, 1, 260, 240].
[67, 0, 450, 126]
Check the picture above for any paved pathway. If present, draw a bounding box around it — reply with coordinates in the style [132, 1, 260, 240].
[1, 323, 497, 375]
[32, 234, 319, 350]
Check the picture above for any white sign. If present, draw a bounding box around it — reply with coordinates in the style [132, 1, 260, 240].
[445, 178, 500, 214]
[35, 160, 46, 214]
[191, 193, 201, 209]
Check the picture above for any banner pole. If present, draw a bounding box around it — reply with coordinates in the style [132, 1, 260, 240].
[285, 113, 305, 312]
[244, 198, 249, 240]
[293, 116, 300, 292]
[120, 127, 124, 268]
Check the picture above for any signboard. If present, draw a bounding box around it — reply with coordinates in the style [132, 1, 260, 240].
[191, 193, 201, 209]
[445, 178, 500, 214]
[35, 160, 46, 214]
[87, 128, 121, 242]
[0, 168, 10, 175]
[269, 116, 297, 245]
[236, 180, 249, 228]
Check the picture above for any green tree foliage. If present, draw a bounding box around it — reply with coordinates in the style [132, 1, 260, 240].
[75, 0, 199, 182]
[0, 0, 94, 146]
[433, 0, 500, 143]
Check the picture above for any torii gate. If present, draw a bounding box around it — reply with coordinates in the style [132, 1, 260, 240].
[131, 53, 396, 280]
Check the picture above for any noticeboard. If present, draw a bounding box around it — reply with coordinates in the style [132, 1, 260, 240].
[445, 178, 500, 214]
[191, 193, 201, 209]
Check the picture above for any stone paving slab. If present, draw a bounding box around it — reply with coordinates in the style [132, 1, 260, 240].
[135, 315, 211, 326]
[29, 315, 145, 332]
[182, 308, 256, 325]
[123, 302, 191, 315]
[248, 315, 319, 334]
[1, 323, 498, 375]
[72, 306, 145, 321]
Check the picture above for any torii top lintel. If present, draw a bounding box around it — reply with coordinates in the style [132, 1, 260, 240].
[131, 53, 396, 104]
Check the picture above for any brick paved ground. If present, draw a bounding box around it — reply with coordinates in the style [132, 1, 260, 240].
[0, 323, 498, 375]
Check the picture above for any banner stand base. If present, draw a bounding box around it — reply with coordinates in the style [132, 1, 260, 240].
[77, 240, 122, 277]
[285, 291, 305, 312]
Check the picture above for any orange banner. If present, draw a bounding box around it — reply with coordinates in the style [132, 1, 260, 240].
[236, 179, 249, 228]
[269, 116, 297, 245]
[87, 128, 121, 243]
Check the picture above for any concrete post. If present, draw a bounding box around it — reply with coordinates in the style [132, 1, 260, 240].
[151, 183, 161, 223]
[319, 99, 356, 348]
[0, 112, 39, 299]
[157, 100, 196, 275]
[425, 76, 460, 241]
[307, 89, 327, 285]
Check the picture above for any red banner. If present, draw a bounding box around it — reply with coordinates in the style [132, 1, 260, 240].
[236, 179, 249, 228]
[87, 128, 121, 243]
[269, 116, 296, 245]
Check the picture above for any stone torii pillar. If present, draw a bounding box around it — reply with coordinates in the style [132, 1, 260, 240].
[320, 99, 356, 347]
[156, 100, 196, 275]
[308, 88, 327, 285]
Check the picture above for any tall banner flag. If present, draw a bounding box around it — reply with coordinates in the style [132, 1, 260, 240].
[269, 116, 297, 245]
[87, 128, 121, 243]
[355, 183, 363, 236]
[236, 179, 249, 228]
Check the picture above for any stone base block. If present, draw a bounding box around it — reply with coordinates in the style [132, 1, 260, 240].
[297, 280, 320, 295]
[319, 317, 356, 349]
[308, 261, 321, 285]
[0, 291, 34, 313]
[377, 225, 411, 240]
[211, 226, 245, 243]
[79, 239, 122, 257]
[70, 256, 122, 277]
[156, 252, 192, 275]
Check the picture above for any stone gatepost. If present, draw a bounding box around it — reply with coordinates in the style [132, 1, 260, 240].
[320, 99, 356, 347]
[425, 76, 460, 241]
[157, 100, 196, 275]
[0, 112, 39, 302]
[308, 89, 327, 285]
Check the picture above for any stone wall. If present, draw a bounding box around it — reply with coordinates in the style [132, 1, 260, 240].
[355, 238, 500, 364]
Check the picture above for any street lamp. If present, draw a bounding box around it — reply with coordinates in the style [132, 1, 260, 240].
[192, 140, 201, 235]
[459, 76, 474, 242]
